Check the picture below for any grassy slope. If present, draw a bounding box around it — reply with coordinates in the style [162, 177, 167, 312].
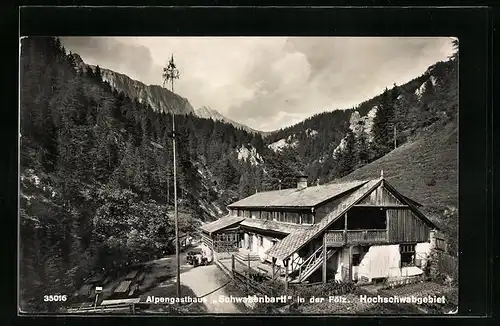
[339, 118, 458, 246]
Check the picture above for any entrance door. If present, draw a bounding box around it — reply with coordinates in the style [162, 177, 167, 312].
[239, 233, 244, 249]
[247, 233, 253, 250]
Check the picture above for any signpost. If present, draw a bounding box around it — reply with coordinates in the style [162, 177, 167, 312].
[94, 286, 103, 308]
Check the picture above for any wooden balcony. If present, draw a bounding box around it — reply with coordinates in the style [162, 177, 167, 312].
[324, 229, 388, 246]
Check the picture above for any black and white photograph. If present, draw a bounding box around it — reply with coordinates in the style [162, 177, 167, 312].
[19, 36, 459, 315]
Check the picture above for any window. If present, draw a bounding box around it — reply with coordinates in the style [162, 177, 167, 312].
[244, 210, 251, 218]
[286, 212, 299, 224]
[258, 236, 263, 246]
[277, 212, 284, 222]
[400, 244, 416, 267]
[237, 210, 242, 217]
[261, 211, 269, 220]
[301, 213, 313, 225]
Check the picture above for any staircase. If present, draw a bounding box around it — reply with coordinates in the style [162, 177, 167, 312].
[294, 246, 337, 283]
[235, 249, 260, 262]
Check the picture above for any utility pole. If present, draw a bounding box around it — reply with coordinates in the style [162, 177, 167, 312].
[387, 123, 397, 150]
[163, 54, 181, 300]
[394, 124, 397, 149]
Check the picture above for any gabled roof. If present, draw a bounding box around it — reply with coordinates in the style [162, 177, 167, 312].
[227, 180, 368, 209]
[265, 178, 438, 261]
[240, 219, 310, 235]
[400, 194, 423, 207]
[265, 179, 382, 261]
[200, 216, 245, 234]
[382, 180, 436, 228]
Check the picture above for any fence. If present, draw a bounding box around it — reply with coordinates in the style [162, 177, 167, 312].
[435, 234, 448, 252]
[213, 251, 234, 261]
[435, 251, 458, 280]
[66, 302, 141, 314]
[325, 230, 387, 246]
[230, 254, 271, 296]
[341, 266, 350, 282]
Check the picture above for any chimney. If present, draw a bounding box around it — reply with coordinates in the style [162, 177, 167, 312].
[297, 175, 308, 190]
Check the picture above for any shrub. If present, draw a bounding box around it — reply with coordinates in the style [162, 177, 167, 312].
[426, 177, 436, 186]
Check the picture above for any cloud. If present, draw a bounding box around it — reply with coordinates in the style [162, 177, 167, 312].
[61, 37, 163, 85]
[60, 36, 455, 132]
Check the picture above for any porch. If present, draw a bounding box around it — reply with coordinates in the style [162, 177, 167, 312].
[325, 229, 388, 246]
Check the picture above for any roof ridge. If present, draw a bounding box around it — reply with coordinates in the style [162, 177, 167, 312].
[228, 179, 370, 209]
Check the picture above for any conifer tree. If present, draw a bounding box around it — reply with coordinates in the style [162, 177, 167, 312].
[336, 129, 356, 177]
[450, 38, 459, 62]
[94, 65, 102, 82]
[372, 88, 392, 158]
[356, 130, 370, 167]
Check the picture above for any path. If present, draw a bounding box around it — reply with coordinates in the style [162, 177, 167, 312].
[180, 264, 242, 313]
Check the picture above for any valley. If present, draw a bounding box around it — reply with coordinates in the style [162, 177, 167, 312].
[19, 37, 458, 313]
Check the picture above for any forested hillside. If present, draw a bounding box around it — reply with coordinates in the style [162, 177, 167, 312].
[19, 37, 303, 311]
[70, 52, 195, 115]
[340, 117, 458, 253]
[265, 48, 458, 185]
[264, 43, 458, 251]
[19, 36, 458, 311]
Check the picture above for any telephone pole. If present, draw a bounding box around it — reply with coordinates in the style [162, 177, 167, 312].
[387, 123, 397, 150]
[394, 124, 397, 149]
[163, 54, 181, 300]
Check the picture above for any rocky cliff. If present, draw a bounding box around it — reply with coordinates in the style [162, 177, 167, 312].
[195, 106, 263, 134]
[70, 53, 195, 115]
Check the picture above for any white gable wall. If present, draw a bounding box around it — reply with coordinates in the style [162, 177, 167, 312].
[357, 243, 430, 281]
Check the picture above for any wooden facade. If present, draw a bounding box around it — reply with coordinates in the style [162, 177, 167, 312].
[357, 183, 401, 206]
[330, 183, 430, 245]
[201, 229, 240, 257]
[325, 229, 388, 246]
[213, 232, 240, 252]
[387, 208, 430, 243]
[324, 212, 429, 246]
[208, 177, 437, 285]
[231, 208, 314, 225]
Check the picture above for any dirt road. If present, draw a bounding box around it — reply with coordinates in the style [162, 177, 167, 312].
[180, 264, 243, 313]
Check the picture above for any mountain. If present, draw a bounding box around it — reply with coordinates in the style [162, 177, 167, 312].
[69, 53, 195, 115]
[264, 57, 457, 185]
[20, 38, 273, 311]
[71, 52, 268, 134]
[194, 106, 263, 134]
[262, 55, 458, 253]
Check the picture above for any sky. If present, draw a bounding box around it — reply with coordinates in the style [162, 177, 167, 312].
[60, 37, 455, 132]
